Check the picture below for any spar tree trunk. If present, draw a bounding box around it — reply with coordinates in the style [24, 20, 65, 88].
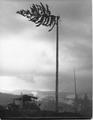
[16, 2, 60, 113]
[56, 16, 59, 113]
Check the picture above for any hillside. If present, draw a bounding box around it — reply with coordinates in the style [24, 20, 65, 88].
[0, 92, 18, 106]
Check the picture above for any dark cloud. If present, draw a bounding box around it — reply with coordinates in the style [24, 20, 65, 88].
[64, 39, 92, 70]
[0, 0, 35, 35]
[52, 0, 91, 21]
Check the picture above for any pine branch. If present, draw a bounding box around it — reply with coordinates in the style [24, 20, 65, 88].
[16, 2, 60, 31]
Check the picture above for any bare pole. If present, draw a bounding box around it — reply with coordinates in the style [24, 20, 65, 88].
[74, 69, 77, 99]
[74, 68, 77, 112]
[56, 16, 59, 113]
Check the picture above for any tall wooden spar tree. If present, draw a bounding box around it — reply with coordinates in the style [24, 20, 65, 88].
[17, 3, 60, 112]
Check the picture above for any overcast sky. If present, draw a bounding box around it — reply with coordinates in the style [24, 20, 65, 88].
[0, 0, 92, 94]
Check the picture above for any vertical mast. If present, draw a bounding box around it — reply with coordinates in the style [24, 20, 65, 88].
[74, 69, 77, 98]
[74, 68, 77, 112]
[56, 16, 59, 113]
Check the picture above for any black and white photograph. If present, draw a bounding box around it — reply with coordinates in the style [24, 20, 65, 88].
[0, 0, 92, 119]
